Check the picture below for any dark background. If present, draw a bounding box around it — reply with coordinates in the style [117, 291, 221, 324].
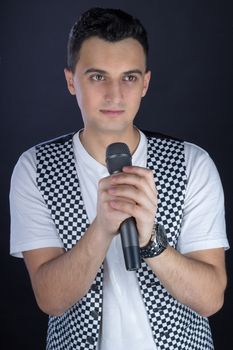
[1, 0, 232, 348]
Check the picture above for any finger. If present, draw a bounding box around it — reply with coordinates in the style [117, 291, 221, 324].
[109, 198, 153, 221]
[113, 166, 155, 192]
[123, 166, 156, 191]
[110, 171, 157, 206]
[108, 184, 155, 213]
[98, 175, 114, 191]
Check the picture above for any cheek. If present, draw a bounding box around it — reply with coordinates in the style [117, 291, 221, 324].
[76, 87, 97, 112]
[123, 81, 144, 98]
[126, 89, 143, 110]
[76, 92, 106, 124]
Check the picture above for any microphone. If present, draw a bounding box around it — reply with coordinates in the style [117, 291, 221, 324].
[106, 142, 141, 271]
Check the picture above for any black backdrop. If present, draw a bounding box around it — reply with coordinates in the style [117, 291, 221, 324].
[1, 1, 232, 348]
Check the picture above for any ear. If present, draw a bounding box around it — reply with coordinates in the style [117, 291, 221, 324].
[142, 70, 151, 97]
[64, 68, 76, 95]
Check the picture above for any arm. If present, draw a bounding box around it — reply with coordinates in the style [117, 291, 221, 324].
[145, 246, 227, 317]
[22, 173, 136, 316]
[10, 150, 111, 316]
[23, 219, 112, 316]
[11, 149, 132, 316]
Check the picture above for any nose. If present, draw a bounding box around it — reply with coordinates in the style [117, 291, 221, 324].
[104, 81, 123, 104]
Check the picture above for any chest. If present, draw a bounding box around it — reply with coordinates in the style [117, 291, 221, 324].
[36, 134, 186, 250]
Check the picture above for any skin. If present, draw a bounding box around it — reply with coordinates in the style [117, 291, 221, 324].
[23, 36, 227, 318]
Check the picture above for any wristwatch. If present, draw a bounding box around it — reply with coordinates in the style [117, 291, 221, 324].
[140, 223, 168, 259]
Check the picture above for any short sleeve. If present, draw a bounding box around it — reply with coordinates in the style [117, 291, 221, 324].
[9, 147, 64, 258]
[177, 142, 229, 254]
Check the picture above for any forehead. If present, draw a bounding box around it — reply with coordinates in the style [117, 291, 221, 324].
[76, 36, 146, 72]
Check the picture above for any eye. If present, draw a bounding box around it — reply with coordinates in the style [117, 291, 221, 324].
[90, 74, 105, 81]
[123, 75, 137, 82]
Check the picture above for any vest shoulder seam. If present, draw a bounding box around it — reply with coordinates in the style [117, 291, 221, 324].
[35, 132, 75, 149]
[142, 129, 183, 142]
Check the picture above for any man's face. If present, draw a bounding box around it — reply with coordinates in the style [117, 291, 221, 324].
[65, 36, 151, 135]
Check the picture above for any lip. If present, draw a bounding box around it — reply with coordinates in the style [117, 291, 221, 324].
[100, 109, 125, 116]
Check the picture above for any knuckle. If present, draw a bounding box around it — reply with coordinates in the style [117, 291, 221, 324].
[146, 168, 153, 178]
[133, 204, 140, 216]
[98, 177, 105, 188]
[98, 176, 110, 189]
[138, 176, 145, 186]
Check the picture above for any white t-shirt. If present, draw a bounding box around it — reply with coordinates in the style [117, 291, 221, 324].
[9, 130, 229, 350]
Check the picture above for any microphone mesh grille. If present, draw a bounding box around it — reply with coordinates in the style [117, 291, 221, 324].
[106, 142, 130, 158]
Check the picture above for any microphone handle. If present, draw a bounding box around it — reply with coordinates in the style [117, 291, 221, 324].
[120, 217, 141, 271]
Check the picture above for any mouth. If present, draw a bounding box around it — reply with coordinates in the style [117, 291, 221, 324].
[99, 109, 125, 116]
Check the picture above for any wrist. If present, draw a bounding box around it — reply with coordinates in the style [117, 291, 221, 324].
[140, 223, 168, 259]
[91, 218, 115, 245]
[140, 223, 156, 248]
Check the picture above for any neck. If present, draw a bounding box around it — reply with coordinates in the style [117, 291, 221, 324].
[79, 127, 140, 165]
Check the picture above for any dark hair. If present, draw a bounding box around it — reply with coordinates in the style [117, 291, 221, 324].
[67, 7, 149, 73]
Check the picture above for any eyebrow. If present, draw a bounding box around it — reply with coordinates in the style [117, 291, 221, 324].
[84, 68, 143, 75]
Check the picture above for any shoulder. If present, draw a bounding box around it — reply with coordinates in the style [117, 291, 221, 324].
[184, 141, 218, 178]
[184, 141, 209, 160]
[143, 129, 213, 163]
[12, 146, 37, 184]
[142, 130, 185, 158]
[12, 132, 76, 182]
[142, 129, 183, 143]
[183, 141, 224, 204]
[35, 132, 75, 150]
[142, 130, 220, 180]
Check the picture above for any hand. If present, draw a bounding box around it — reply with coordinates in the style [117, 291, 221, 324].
[95, 173, 134, 240]
[101, 166, 157, 246]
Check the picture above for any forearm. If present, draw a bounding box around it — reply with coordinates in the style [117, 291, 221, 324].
[31, 220, 112, 316]
[145, 246, 227, 317]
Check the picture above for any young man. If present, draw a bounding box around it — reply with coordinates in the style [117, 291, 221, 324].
[10, 7, 229, 350]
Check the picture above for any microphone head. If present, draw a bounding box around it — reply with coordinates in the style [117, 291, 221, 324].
[106, 142, 132, 174]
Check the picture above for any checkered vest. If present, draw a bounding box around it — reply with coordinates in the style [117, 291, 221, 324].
[36, 131, 214, 350]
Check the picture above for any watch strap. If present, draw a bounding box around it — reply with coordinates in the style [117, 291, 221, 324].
[140, 223, 168, 259]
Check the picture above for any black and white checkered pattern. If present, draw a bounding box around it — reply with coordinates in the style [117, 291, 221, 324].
[36, 134, 103, 349]
[36, 131, 213, 349]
